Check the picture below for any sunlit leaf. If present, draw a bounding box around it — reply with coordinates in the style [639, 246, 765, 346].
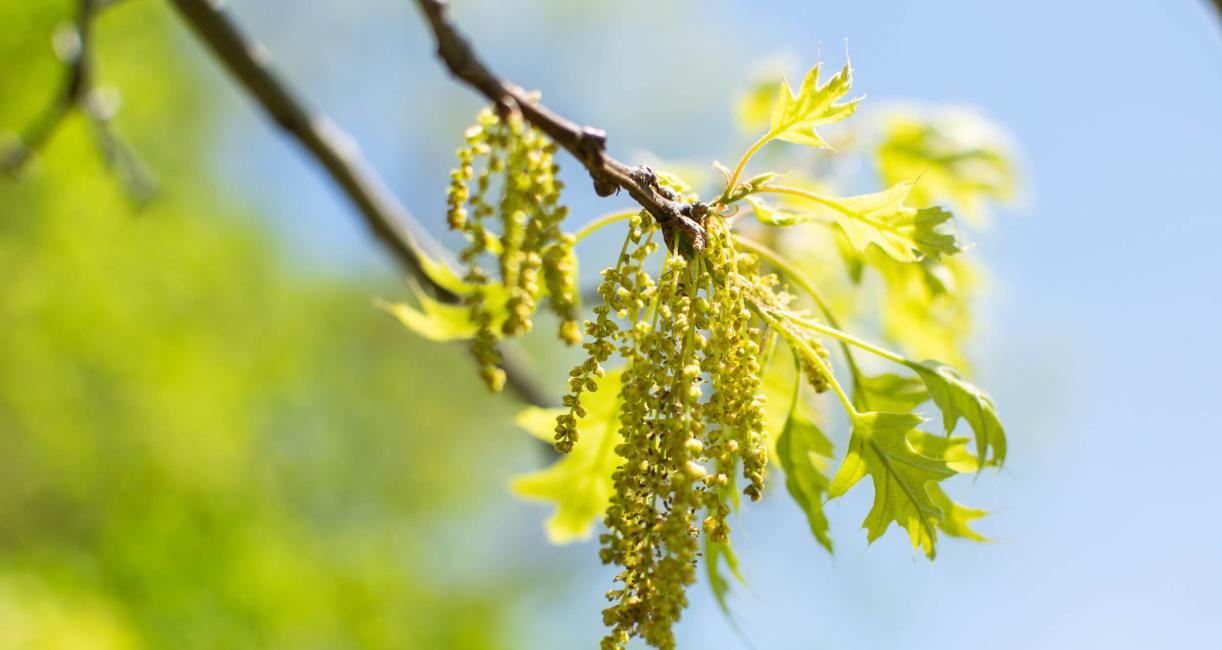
[827, 182, 961, 262]
[869, 252, 976, 368]
[376, 272, 509, 343]
[776, 356, 835, 552]
[511, 370, 623, 544]
[736, 79, 777, 134]
[856, 373, 929, 413]
[753, 180, 962, 262]
[833, 225, 866, 284]
[705, 536, 748, 616]
[876, 108, 1018, 227]
[906, 430, 980, 474]
[906, 360, 1006, 466]
[768, 61, 860, 149]
[745, 195, 802, 227]
[418, 249, 475, 296]
[926, 483, 988, 541]
[374, 292, 476, 342]
[514, 406, 565, 444]
[829, 412, 954, 558]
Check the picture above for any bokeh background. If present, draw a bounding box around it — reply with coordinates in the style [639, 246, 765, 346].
[2, 1, 1219, 648]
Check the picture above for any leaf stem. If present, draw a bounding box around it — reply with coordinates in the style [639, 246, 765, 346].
[752, 185, 907, 241]
[780, 312, 910, 366]
[721, 133, 772, 202]
[573, 209, 638, 244]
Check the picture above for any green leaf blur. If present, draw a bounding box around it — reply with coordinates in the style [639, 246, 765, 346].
[0, 3, 537, 647]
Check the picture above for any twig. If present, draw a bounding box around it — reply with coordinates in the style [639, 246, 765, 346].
[159, 0, 552, 408]
[0, 1, 92, 173]
[413, 0, 709, 253]
[2, 0, 155, 202]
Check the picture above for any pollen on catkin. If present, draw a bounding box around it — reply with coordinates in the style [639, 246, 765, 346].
[445, 106, 580, 390]
[547, 205, 796, 650]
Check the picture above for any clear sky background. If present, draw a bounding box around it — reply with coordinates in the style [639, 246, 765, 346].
[200, 1, 1221, 647]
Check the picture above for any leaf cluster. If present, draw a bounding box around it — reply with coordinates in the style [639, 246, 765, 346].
[387, 56, 1019, 649]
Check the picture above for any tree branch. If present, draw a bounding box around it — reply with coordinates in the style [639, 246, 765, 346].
[2, 0, 155, 201]
[413, 0, 709, 252]
[161, 0, 551, 408]
[166, 0, 443, 296]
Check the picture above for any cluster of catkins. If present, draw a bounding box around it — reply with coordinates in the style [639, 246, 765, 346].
[446, 107, 580, 391]
[554, 210, 828, 650]
[447, 106, 837, 650]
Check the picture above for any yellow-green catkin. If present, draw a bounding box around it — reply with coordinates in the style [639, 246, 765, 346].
[600, 253, 703, 650]
[445, 106, 579, 391]
[445, 106, 847, 650]
[555, 211, 655, 453]
[451, 110, 505, 392]
[562, 212, 776, 650]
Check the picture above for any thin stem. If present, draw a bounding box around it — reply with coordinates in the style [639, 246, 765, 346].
[721, 133, 770, 202]
[573, 209, 637, 244]
[780, 312, 910, 366]
[752, 185, 903, 240]
[752, 185, 846, 213]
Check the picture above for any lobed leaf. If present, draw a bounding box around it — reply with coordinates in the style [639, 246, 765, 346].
[907, 360, 1007, 466]
[856, 373, 929, 413]
[776, 356, 836, 552]
[926, 483, 988, 541]
[768, 61, 861, 149]
[827, 182, 962, 262]
[906, 430, 980, 474]
[374, 290, 476, 342]
[876, 109, 1018, 227]
[377, 253, 511, 343]
[829, 412, 955, 558]
[748, 181, 962, 262]
[870, 252, 976, 368]
[705, 537, 748, 616]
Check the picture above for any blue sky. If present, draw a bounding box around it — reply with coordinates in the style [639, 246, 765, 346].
[207, 1, 1222, 647]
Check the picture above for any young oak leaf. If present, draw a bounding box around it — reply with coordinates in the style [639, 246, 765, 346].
[375, 280, 512, 342]
[510, 370, 623, 543]
[870, 252, 976, 368]
[927, 483, 989, 541]
[776, 356, 835, 552]
[876, 109, 1018, 227]
[829, 412, 955, 559]
[856, 373, 929, 413]
[377, 250, 512, 342]
[826, 181, 962, 262]
[908, 430, 991, 541]
[906, 360, 1007, 466]
[374, 284, 476, 342]
[769, 60, 861, 149]
[705, 536, 749, 616]
[745, 195, 803, 227]
[907, 430, 980, 474]
[748, 181, 961, 262]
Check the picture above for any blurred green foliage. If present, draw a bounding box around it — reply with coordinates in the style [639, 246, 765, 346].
[1, 2, 536, 648]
